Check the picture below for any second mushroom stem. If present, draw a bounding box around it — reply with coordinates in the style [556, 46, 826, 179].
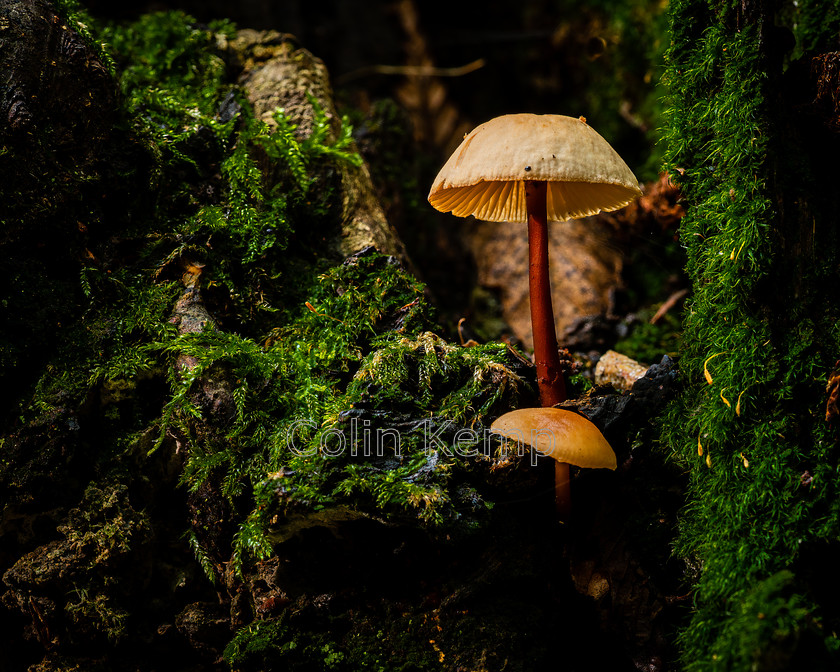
[525, 180, 571, 518]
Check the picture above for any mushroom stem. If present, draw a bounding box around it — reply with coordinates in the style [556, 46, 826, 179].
[525, 180, 567, 407]
[526, 180, 571, 519]
[554, 461, 571, 518]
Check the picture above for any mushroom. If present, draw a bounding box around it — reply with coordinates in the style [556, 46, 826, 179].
[429, 114, 640, 406]
[428, 114, 639, 515]
[490, 407, 616, 517]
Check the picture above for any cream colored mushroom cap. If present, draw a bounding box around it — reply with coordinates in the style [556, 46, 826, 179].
[490, 407, 617, 469]
[428, 114, 642, 223]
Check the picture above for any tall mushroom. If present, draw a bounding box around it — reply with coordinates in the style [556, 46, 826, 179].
[428, 114, 640, 516]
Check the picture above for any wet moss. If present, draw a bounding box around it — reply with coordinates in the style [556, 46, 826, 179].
[157, 251, 533, 575]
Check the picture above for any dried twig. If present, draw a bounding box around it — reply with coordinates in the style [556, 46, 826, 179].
[649, 288, 688, 324]
[335, 59, 485, 84]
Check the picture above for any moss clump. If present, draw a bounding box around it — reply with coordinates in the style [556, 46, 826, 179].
[155, 250, 531, 575]
[707, 570, 825, 671]
[224, 601, 447, 672]
[224, 612, 434, 672]
[13, 9, 366, 422]
[3, 482, 151, 647]
[298, 332, 530, 522]
[2, 16, 542, 671]
[662, 0, 840, 668]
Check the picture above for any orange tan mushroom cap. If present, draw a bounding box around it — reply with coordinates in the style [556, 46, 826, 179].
[490, 407, 617, 470]
[428, 113, 642, 222]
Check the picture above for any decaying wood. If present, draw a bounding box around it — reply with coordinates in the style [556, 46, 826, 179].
[465, 215, 623, 350]
[465, 173, 685, 351]
[0, 0, 115, 145]
[0, 0, 117, 244]
[560, 354, 678, 439]
[231, 30, 408, 261]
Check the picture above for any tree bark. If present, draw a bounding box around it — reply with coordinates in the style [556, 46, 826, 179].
[232, 30, 408, 261]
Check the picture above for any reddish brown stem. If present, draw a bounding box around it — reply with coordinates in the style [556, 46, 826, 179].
[526, 180, 570, 519]
[554, 462, 571, 519]
[526, 181, 567, 407]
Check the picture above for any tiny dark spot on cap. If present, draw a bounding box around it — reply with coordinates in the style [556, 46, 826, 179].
[524, 166, 531, 172]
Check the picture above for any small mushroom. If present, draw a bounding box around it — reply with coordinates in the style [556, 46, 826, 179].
[490, 407, 616, 518]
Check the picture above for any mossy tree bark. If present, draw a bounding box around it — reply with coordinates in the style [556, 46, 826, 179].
[231, 29, 408, 261]
[664, 0, 840, 668]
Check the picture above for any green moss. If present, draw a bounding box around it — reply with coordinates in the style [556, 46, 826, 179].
[153, 252, 530, 575]
[305, 332, 529, 522]
[614, 307, 681, 364]
[781, 0, 840, 58]
[102, 11, 235, 112]
[5, 482, 153, 646]
[662, 0, 840, 668]
[223, 579, 562, 672]
[704, 570, 823, 671]
[3, 8, 533, 595]
[224, 606, 444, 671]
[64, 588, 129, 644]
